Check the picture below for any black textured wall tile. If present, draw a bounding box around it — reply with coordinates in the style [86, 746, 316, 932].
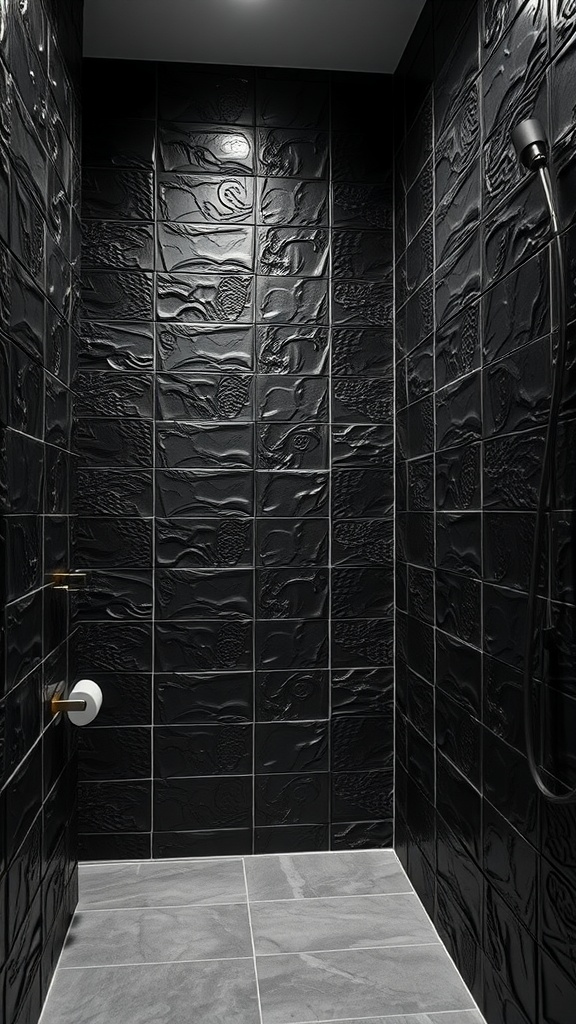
[256, 619, 328, 670]
[73, 418, 153, 468]
[256, 376, 327, 422]
[435, 83, 480, 198]
[81, 269, 153, 321]
[256, 325, 329, 374]
[157, 273, 253, 323]
[82, 118, 156, 170]
[256, 471, 328, 517]
[257, 422, 327, 470]
[406, 162, 433, 245]
[73, 468, 153, 517]
[483, 177, 550, 287]
[255, 773, 329, 826]
[331, 619, 393, 669]
[257, 276, 328, 325]
[482, 0, 548, 142]
[483, 431, 544, 509]
[539, 945, 576, 1024]
[85, 673, 152, 728]
[332, 469, 393, 518]
[155, 620, 253, 672]
[159, 123, 254, 175]
[257, 567, 328, 619]
[78, 321, 154, 372]
[332, 278, 393, 328]
[154, 724, 252, 778]
[156, 518, 252, 568]
[73, 622, 153, 675]
[158, 64, 254, 124]
[73, 517, 152, 569]
[332, 182, 392, 231]
[332, 230, 392, 281]
[396, 512, 434, 568]
[435, 228, 481, 328]
[483, 726, 539, 844]
[483, 583, 528, 671]
[157, 422, 254, 470]
[73, 569, 153, 621]
[82, 168, 155, 221]
[435, 161, 480, 270]
[154, 775, 252, 832]
[155, 471, 253, 518]
[437, 512, 481, 577]
[483, 512, 534, 591]
[157, 373, 253, 422]
[435, 302, 480, 389]
[82, 221, 154, 271]
[77, 777, 151, 835]
[483, 800, 537, 932]
[407, 456, 434, 511]
[152, 828, 252, 858]
[331, 769, 393, 823]
[157, 223, 254, 275]
[436, 689, 481, 787]
[483, 656, 523, 752]
[484, 335, 551, 438]
[255, 721, 328, 774]
[254, 824, 328, 854]
[78, 728, 151, 782]
[331, 328, 392, 377]
[436, 754, 481, 864]
[331, 819, 393, 850]
[332, 425, 392, 468]
[256, 519, 328, 567]
[332, 378, 392, 424]
[256, 670, 328, 721]
[397, 611, 434, 682]
[484, 887, 538, 1024]
[155, 672, 252, 725]
[331, 519, 393, 567]
[331, 716, 392, 772]
[258, 178, 328, 227]
[258, 227, 329, 277]
[157, 324, 254, 373]
[155, 567, 253, 620]
[158, 173, 254, 225]
[77, 832, 151, 861]
[332, 567, 393, 619]
[436, 442, 481, 511]
[331, 668, 393, 716]
[331, 131, 390, 184]
[396, 396, 434, 459]
[258, 128, 328, 178]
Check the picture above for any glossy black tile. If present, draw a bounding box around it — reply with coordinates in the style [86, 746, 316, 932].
[154, 725, 252, 778]
[255, 773, 329, 826]
[158, 123, 254, 175]
[256, 519, 328, 567]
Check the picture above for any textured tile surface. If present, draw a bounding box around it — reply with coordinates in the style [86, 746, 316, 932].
[256, 946, 476, 1023]
[78, 859, 247, 908]
[60, 904, 252, 967]
[244, 851, 410, 900]
[250, 893, 437, 953]
[39, 959, 261, 1024]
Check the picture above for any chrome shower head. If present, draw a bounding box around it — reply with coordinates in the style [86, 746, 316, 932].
[511, 118, 548, 170]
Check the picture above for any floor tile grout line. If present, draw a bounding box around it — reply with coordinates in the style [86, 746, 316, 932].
[59, 955, 255, 971]
[243, 859, 266, 1024]
[76, 890, 417, 912]
[269, 1009, 481, 1024]
[78, 848, 399, 869]
[59, 939, 444, 973]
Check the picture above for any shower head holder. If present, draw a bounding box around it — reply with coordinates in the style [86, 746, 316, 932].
[511, 118, 548, 170]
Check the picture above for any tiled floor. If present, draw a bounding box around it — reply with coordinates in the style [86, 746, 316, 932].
[40, 851, 486, 1024]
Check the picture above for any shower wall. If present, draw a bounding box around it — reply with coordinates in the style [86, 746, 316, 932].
[0, 1, 83, 1023]
[394, 1, 576, 1023]
[77, 60, 394, 859]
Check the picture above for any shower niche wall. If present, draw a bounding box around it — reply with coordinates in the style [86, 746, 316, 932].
[75, 61, 395, 859]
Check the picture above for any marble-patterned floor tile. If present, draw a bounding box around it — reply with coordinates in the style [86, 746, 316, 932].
[327, 1014, 485, 1024]
[256, 946, 475, 1024]
[251, 893, 437, 953]
[78, 858, 246, 909]
[60, 904, 252, 967]
[39, 959, 261, 1024]
[244, 851, 408, 901]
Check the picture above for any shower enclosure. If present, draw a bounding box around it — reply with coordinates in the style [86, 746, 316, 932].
[0, 1, 575, 1023]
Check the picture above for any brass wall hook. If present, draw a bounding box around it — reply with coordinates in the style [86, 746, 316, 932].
[51, 693, 88, 715]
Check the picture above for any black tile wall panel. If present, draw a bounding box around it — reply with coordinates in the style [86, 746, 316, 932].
[79, 60, 395, 858]
[395, 3, 576, 1023]
[0, 2, 82, 1023]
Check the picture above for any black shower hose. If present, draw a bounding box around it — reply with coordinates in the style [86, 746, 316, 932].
[522, 165, 576, 803]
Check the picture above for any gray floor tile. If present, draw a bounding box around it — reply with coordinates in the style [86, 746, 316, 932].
[60, 903, 252, 967]
[78, 858, 246, 909]
[256, 946, 476, 1024]
[328, 1015, 485, 1024]
[251, 893, 438, 954]
[39, 959, 261, 1024]
[245, 851, 408, 901]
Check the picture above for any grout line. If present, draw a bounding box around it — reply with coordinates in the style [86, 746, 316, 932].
[76, 890, 416, 912]
[78, 848, 398, 868]
[243, 859, 266, 1024]
[254, 941, 441, 958]
[267, 1009, 481, 1024]
[59, 955, 254, 971]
